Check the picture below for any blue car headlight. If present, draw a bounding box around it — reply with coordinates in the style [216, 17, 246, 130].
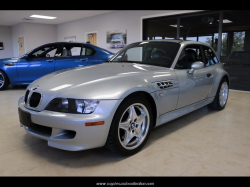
[45, 98, 100, 114]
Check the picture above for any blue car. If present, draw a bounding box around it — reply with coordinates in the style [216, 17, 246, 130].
[0, 42, 114, 90]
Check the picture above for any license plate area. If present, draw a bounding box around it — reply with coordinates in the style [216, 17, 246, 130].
[18, 107, 31, 127]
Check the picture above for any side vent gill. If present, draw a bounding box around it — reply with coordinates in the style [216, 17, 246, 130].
[156, 81, 174, 89]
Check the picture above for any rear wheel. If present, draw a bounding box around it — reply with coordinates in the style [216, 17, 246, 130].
[0, 70, 9, 90]
[105, 96, 153, 156]
[207, 78, 229, 110]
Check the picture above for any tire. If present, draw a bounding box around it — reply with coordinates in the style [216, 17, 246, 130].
[0, 70, 9, 91]
[207, 77, 229, 110]
[105, 95, 153, 156]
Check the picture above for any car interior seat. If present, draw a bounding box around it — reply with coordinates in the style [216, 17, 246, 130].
[186, 49, 198, 69]
[62, 49, 72, 57]
[146, 49, 171, 67]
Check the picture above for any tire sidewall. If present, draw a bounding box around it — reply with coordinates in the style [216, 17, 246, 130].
[111, 96, 153, 156]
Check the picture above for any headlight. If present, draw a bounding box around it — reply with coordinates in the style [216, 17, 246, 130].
[45, 98, 100, 114]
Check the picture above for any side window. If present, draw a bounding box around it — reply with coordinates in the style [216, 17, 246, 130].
[29, 45, 59, 58]
[175, 45, 201, 69]
[61, 45, 81, 57]
[81, 46, 95, 56]
[70, 47, 81, 56]
[202, 46, 219, 67]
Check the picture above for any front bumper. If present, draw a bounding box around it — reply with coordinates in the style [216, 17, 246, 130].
[111, 44, 123, 48]
[18, 96, 122, 151]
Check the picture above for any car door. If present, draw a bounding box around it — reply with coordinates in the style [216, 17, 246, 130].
[54, 44, 95, 71]
[17, 44, 60, 83]
[174, 44, 213, 109]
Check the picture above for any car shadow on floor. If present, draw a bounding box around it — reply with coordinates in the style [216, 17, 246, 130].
[20, 106, 219, 169]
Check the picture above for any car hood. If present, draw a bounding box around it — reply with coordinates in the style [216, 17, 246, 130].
[0, 57, 20, 63]
[27, 63, 176, 109]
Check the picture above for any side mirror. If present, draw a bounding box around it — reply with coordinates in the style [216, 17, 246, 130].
[189, 61, 204, 74]
[46, 54, 50, 57]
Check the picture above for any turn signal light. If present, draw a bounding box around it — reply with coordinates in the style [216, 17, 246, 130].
[85, 121, 105, 126]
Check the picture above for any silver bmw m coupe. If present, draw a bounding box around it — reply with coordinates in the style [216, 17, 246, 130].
[18, 40, 229, 156]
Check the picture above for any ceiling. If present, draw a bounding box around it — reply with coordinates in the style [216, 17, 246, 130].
[0, 10, 115, 26]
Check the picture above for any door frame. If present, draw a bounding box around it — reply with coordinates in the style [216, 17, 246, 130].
[85, 31, 98, 46]
[18, 35, 26, 57]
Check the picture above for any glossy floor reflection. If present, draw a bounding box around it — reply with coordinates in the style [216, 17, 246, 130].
[0, 87, 250, 176]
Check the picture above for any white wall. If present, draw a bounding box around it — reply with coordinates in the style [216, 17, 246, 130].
[57, 10, 202, 53]
[24, 23, 57, 52]
[11, 23, 57, 57]
[0, 26, 13, 58]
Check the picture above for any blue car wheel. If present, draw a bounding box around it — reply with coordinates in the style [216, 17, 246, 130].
[0, 70, 9, 90]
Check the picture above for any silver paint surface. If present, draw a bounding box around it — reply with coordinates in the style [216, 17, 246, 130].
[18, 40, 229, 151]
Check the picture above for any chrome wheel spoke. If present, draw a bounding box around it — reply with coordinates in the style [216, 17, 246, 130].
[128, 105, 138, 122]
[119, 120, 130, 132]
[118, 103, 150, 150]
[136, 126, 143, 135]
[123, 132, 135, 146]
[137, 112, 147, 125]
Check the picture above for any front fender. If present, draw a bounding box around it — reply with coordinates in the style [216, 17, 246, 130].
[0, 58, 19, 84]
[208, 63, 229, 98]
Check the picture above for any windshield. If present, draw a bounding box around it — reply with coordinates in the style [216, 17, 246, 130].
[109, 41, 180, 68]
[112, 35, 123, 40]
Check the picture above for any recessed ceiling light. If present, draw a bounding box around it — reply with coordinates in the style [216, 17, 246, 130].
[217, 19, 232, 23]
[30, 15, 57, 19]
[169, 25, 183, 27]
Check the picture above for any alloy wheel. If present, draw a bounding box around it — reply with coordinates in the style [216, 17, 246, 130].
[0, 72, 5, 89]
[118, 103, 150, 150]
[219, 82, 228, 107]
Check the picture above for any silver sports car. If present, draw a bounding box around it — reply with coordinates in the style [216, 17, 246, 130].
[18, 40, 229, 156]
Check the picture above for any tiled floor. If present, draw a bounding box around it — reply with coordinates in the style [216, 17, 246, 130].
[0, 85, 250, 176]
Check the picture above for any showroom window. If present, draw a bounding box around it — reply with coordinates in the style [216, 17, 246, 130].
[143, 16, 177, 40]
[143, 10, 250, 91]
[202, 45, 219, 67]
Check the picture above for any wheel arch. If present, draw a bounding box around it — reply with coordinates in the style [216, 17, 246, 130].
[0, 68, 10, 84]
[118, 91, 157, 128]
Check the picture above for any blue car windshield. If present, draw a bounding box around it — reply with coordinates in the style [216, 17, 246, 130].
[109, 41, 180, 68]
[112, 35, 123, 39]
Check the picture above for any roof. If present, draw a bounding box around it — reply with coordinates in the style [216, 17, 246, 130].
[138, 39, 211, 46]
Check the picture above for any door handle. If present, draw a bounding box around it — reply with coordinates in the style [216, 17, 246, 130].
[80, 58, 88, 61]
[207, 73, 212, 78]
[46, 59, 54, 62]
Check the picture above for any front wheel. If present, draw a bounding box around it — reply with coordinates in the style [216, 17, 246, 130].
[207, 78, 229, 110]
[105, 96, 153, 156]
[0, 70, 9, 90]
